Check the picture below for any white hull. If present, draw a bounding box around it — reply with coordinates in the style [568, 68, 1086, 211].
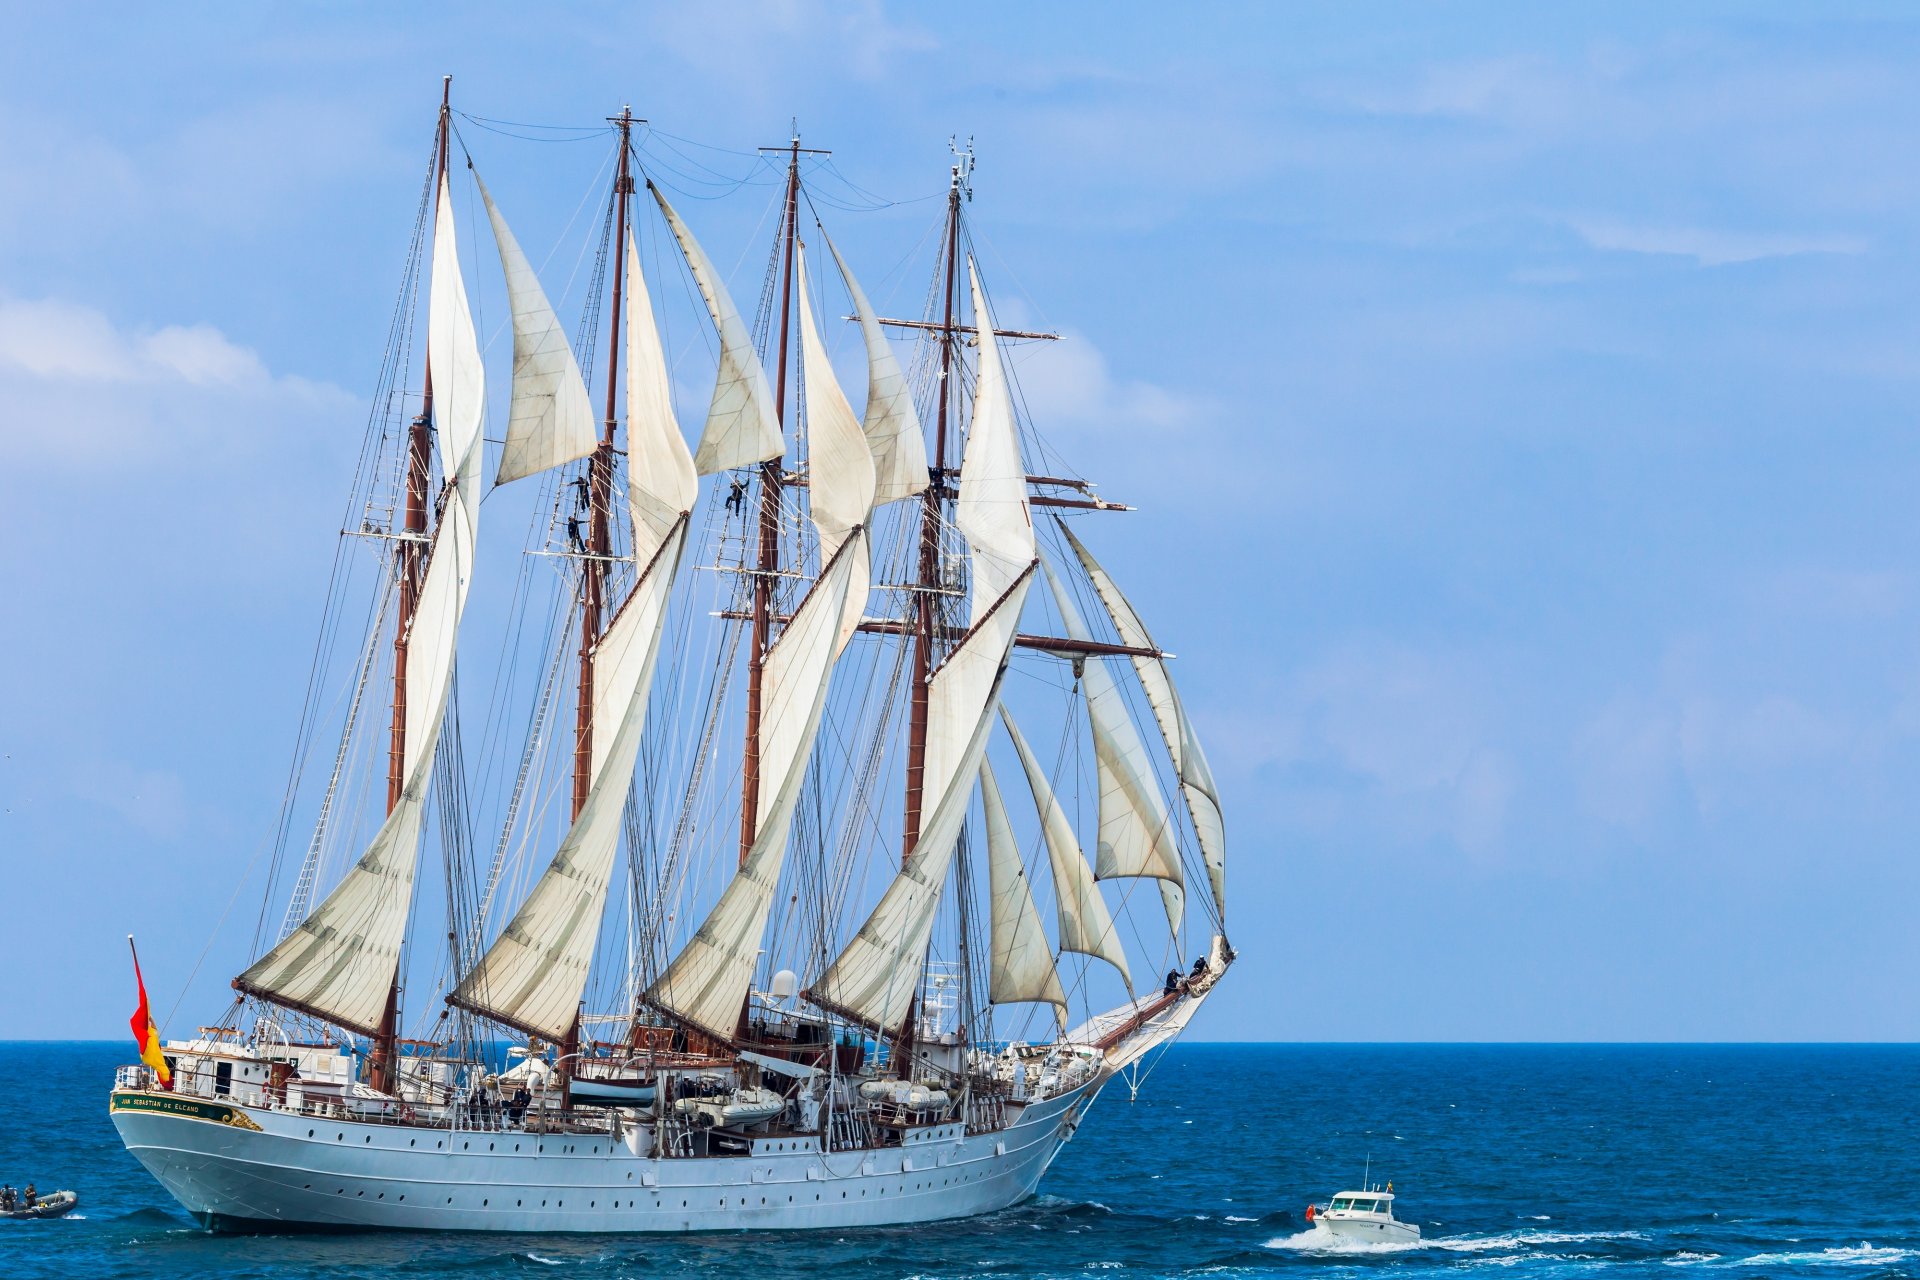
[1313, 1218, 1421, 1245]
[110, 1079, 1099, 1233]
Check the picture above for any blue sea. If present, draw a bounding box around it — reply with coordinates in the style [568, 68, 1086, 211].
[1, 1043, 1912, 1279]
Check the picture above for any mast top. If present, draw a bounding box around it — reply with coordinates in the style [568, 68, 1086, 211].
[950, 136, 974, 200]
[758, 128, 832, 158]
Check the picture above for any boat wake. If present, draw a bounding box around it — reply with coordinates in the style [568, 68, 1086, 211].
[1264, 1228, 1651, 1256]
[1730, 1243, 1917, 1268]
[1264, 1228, 1425, 1254]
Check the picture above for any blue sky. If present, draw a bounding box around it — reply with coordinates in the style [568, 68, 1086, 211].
[4, 2, 1920, 1040]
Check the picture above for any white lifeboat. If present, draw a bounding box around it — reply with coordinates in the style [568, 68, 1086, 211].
[857, 1079, 952, 1113]
[673, 1085, 783, 1129]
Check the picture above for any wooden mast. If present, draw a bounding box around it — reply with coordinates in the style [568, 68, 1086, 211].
[559, 107, 636, 1099]
[738, 135, 809, 866]
[575, 108, 635, 824]
[368, 75, 451, 1096]
[900, 158, 966, 860]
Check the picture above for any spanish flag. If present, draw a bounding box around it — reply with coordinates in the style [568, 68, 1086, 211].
[128, 936, 172, 1090]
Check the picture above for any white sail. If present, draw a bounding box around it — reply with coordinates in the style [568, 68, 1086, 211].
[650, 184, 783, 475]
[238, 168, 486, 1035]
[796, 239, 877, 646]
[643, 541, 863, 1039]
[808, 261, 1037, 1033]
[824, 233, 928, 505]
[448, 235, 699, 1041]
[642, 264, 879, 1039]
[1000, 709, 1130, 987]
[1058, 521, 1225, 922]
[1043, 559, 1183, 934]
[477, 173, 599, 486]
[622, 230, 698, 567]
[980, 758, 1067, 1019]
[955, 260, 1032, 617]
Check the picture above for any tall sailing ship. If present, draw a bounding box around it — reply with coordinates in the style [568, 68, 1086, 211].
[110, 82, 1233, 1233]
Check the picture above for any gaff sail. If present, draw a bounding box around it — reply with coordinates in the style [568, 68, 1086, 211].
[236, 166, 487, 1036]
[806, 259, 1036, 1034]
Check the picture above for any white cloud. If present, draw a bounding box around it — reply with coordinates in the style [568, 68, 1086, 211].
[1750, 566, 1912, 620]
[1010, 330, 1198, 437]
[1569, 219, 1867, 267]
[1226, 642, 1518, 860]
[645, 0, 935, 89]
[1576, 686, 1856, 829]
[0, 295, 352, 464]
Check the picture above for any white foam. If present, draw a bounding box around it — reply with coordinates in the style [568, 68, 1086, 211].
[1266, 1228, 1649, 1257]
[1264, 1229, 1427, 1255]
[1665, 1251, 1721, 1266]
[1735, 1243, 1917, 1268]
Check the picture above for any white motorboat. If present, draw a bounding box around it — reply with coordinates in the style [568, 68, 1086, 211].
[1308, 1185, 1420, 1244]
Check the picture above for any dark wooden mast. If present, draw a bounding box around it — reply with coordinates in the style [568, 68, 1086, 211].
[738, 136, 813, 867]
[900, 163, 965, 860]
[368, 76, 451, 1096]
[557, 108, 637, 1098]
[575, 108, 635, 825]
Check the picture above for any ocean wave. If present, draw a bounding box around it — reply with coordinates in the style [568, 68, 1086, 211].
[1665, 1250, 1721, 1265]
[1265, 1228, 1650, 1256]
[1732, 1243, 1917, 1268]
[1264, 1230, 1426, 1254]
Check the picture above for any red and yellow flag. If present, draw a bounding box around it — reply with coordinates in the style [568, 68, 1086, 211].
[128, 937, 172, 1090]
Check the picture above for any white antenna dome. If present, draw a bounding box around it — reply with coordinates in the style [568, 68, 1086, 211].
[769, 969, 798, 1001]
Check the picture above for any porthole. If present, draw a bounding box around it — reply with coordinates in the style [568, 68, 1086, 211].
[364, 1135, 370, 1143]
[483, 1198, 488, 1206]
[409, 1139, 415, 1147]
[307, 1129, 314, 1137]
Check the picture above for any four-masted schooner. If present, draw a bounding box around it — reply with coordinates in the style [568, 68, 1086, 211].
[110, 80, 1234, 1233]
